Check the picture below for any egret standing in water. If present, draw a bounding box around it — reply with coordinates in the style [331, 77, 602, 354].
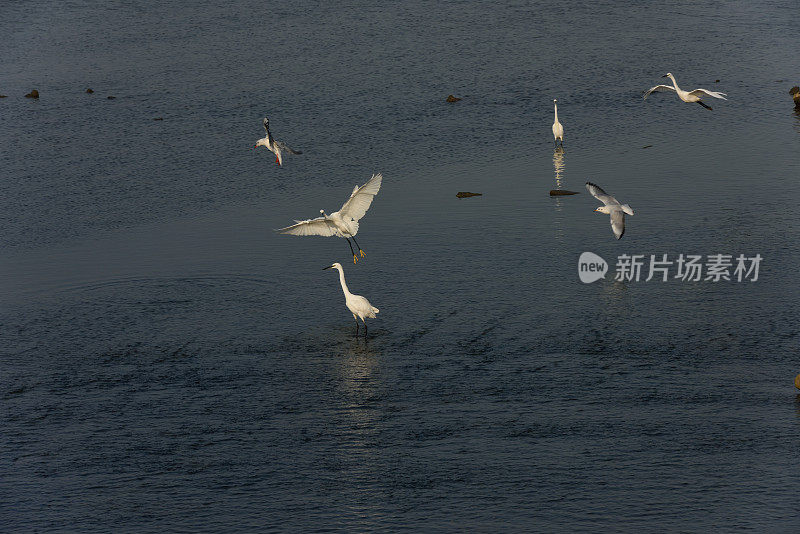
[278, 173, 383, 264]
[552, 99, 564, 147]
[323, 262, 380, 338]
[643, 73, 727, 110]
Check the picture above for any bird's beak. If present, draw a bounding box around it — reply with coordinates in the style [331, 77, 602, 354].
[322, 266, 332, 270]
[662, 74, 669, 78]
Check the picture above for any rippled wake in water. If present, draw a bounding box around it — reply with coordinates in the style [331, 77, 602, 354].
[2, 1, 800, 531]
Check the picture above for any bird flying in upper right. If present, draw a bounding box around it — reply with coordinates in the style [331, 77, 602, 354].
[643, 72, 727, 110]
[586, 182, 634, 240]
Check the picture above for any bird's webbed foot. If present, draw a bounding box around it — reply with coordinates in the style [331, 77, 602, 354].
[353, 254, 358, 264]
[359, 249, 366, 258]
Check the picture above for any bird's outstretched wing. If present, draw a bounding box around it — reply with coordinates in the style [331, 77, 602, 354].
[586, 182, 620, 207]
[643, 84, 676, 100]
[339, 173, 383, 222]
[277, 216, 339, 237]
[263, 117, 274, 144]
[610, 210, 625, 240]
[688, 88, 727, 100]
[275, 141, 302, 155]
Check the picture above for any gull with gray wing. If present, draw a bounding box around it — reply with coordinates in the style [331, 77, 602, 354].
[254, 117, 302, 165]
[586, 181, 634, 240]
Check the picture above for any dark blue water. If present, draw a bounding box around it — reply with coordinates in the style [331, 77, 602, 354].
[3, 1, 800, 531]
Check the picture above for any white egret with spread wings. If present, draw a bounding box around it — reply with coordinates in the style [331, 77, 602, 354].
[643, 72, 727, 110]
[278, 173, 383, 263]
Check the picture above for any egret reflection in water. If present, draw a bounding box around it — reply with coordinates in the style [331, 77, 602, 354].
[552, 146, 566, 215]
[332, 344, 386, 529]
[553, 146, 565, 188]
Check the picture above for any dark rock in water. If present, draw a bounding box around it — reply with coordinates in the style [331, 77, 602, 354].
[24, 89, 39, 98]
[549, 190, 579, 196]
[107, 95, 116, 99]
[715, 79, 720, 83]
[85, 88, 94, 94]
[456, 191, 481, 198]
[642, 145, 653, 149]
[791, 86, 800, 109]
[0, 94, 7, 98]
[446, 94, 461, 103]
[153, 117, 163, 121]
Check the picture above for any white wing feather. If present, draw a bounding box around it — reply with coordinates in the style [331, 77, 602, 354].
[688, 88, 727, 100]
[586, 182, 621, 207]
[339, 173, 383, 222]
[643, 84, 676, 100]
[277, 217, 340, 237]
[610, 211, 626, 240]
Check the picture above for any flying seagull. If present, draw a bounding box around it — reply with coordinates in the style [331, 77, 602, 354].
[586, 181, 634, 240]
[254, 117, 302, 165]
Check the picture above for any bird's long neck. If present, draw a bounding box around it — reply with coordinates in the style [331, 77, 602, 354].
[554, 102, 559, 122]
[335, 266, 351, 296]
[667, 74, 680, 92]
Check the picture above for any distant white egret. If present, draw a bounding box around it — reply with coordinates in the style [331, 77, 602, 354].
[254, 117, 302, 165]
[643, 73, 727, 110]
[323, 262, 380, 338]
[552, 99, 564, 146]
[586, 182, 634, 240]
[278, 173, 383, 264]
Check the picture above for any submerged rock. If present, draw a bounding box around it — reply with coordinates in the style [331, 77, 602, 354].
[153, 117, 163, 121]
[549, 190, 579, 196]
[0, 94, 7, 98]
[24, 89, 39, 98]
[86, 88, 94, 94]
[107, 95, 116, 99]
[791, 86, 800, 109]
[456, 191, 481, 198]
[446, 94, 461, 103]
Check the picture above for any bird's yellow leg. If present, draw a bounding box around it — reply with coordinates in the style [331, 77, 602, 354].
[346, 238, 359, 264]
[351, 236, 366, 258]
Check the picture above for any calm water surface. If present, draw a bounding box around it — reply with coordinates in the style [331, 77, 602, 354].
[2, 1, 800, 531]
